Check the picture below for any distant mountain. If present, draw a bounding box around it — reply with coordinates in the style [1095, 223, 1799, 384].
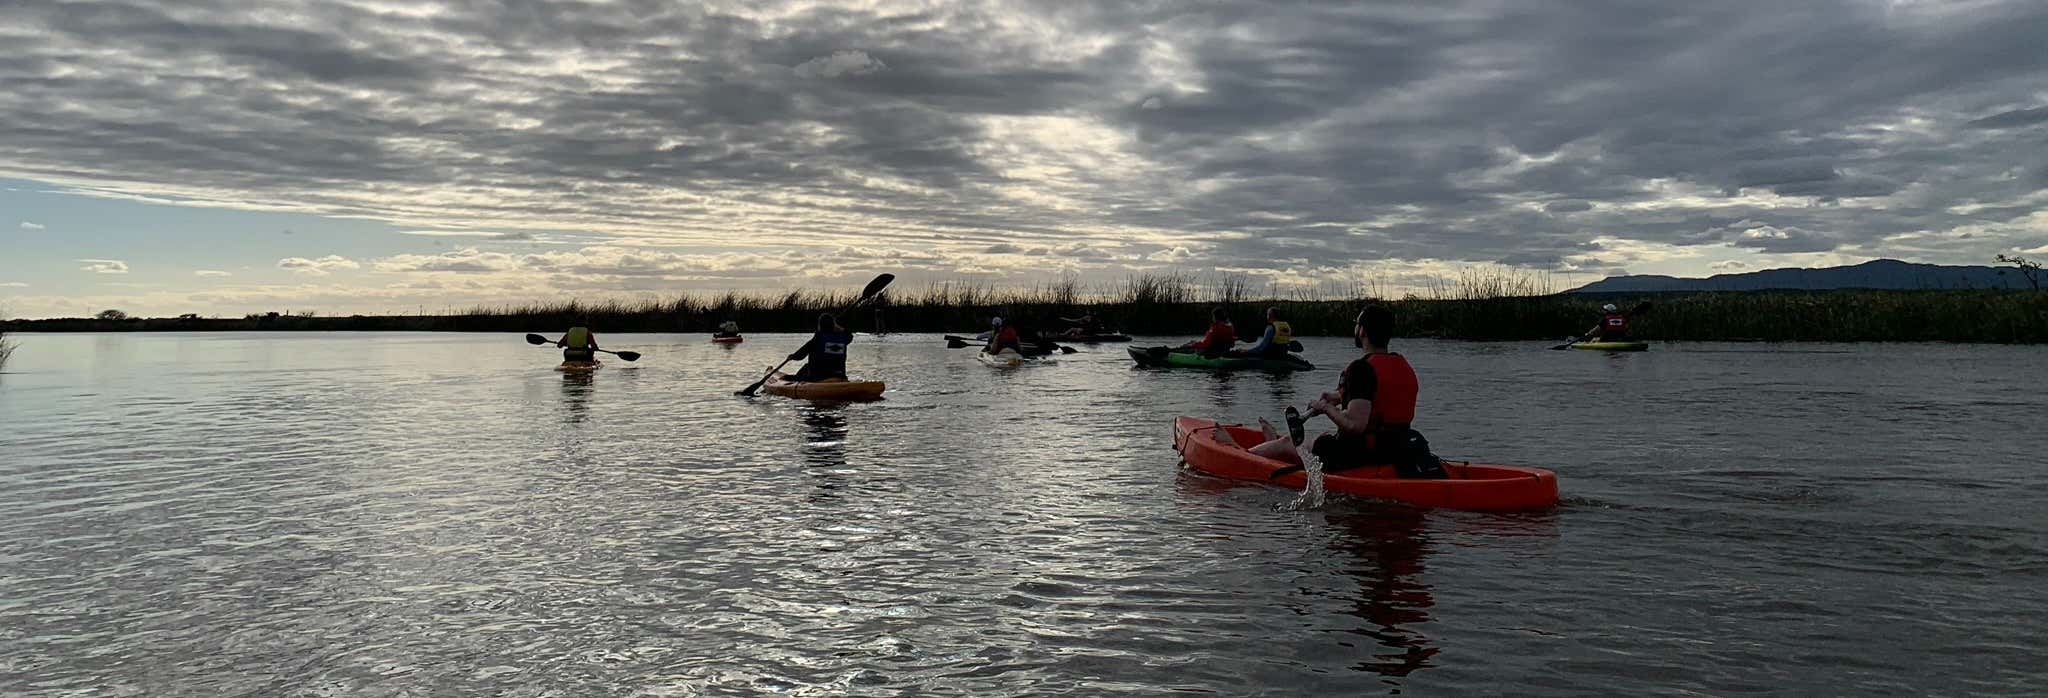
[1568, 259, 2039, 293]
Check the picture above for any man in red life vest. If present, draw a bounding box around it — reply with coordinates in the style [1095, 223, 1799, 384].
[1585, 303, 1630, 341]
[1179, 307, 1236, 357]
[1247, 304, 1445, 478]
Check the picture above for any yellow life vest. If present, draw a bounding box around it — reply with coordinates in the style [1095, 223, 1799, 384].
[562, 327, 592, 348]
[1270, 321, 1293, 345]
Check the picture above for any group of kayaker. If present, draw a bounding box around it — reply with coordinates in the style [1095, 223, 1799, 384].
[540, 300, 1636, 483]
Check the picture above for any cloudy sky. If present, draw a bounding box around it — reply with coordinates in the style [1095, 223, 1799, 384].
[4, 0, 2046, 317]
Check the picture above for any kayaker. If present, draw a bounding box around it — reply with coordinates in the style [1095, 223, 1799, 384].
[1583, 303, 1630, 342]
[556, 325, 599, 363]
[1057, 312, 1103, 339]
[714, 320, 741, 339]
[1236, 306, 1293, 358]
[984, 316, 1022, 355]
[1248, 305, 1444, 478]
[787, 313, 853, 382]
[1179, 307, 1236, 357]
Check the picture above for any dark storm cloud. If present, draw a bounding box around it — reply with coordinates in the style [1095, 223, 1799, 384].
[1966, 106, 2048, 130]
[3, 0, 2046, 281]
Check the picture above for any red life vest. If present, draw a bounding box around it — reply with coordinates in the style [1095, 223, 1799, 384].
[1602, 313, 1629, 333]
[1341, 352, 1418, 429]
[990, 327, 1020, 351]
[1192, 321, 1235, 350]
[1365, 352, 1418, 427]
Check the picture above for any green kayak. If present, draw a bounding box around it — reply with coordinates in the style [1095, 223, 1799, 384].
[1572, 341, 1649, 352]
[1127, 346, 1315, 371]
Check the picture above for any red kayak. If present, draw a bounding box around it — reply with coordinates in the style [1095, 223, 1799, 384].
[1171, 417, 1559, 512]
[712, 335, 744, 344]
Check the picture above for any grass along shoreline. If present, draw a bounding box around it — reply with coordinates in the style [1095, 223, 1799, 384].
[5, 285, 2046, 344]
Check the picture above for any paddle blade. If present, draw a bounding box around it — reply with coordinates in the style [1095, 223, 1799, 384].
[737, 370, 771, 396]
[1058, 345, 1077, 354]
[614, 351, 641, 361]
[946, 338, 972, 349]
[856, 273, 896, 303]
[525, 333, 550, 345]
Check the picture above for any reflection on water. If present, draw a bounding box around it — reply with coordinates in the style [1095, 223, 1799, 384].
[0, 333, 2043, 695]
[802, 407, 851, 501]
[559, 367, 595, 422]
[1329, 507, 1438, 678]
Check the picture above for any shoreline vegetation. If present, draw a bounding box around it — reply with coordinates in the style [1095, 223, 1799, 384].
[4, 272, 2045, 343]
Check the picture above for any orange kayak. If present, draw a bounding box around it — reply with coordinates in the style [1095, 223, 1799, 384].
[556, 361, 601, 372]
[1171, 417, 1558, 512]
[763, 373, 885, 401]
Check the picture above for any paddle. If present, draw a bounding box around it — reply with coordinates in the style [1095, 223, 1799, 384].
[945, 335, 1076, 354]
[736, 273, 896, 396]
[525, 333, 640, 361]
[1551, 301, 1653, 350]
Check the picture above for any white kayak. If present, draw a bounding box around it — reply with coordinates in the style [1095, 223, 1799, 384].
[977, 349, 1047, 367]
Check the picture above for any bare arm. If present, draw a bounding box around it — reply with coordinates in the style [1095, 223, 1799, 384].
[1314, 396, 1374, 434]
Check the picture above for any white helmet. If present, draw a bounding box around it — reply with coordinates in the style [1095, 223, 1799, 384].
[991, 316, 1003, 327]
[1602, 303, 1618, 312]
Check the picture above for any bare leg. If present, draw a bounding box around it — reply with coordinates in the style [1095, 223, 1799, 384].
[1248, 435, 1303, 464]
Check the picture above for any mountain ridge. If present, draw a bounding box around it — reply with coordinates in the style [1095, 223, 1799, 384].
[1567, 259, 2039, 293]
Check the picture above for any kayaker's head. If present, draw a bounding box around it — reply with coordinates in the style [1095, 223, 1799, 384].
[1355, 304, 1394, 350]
[990, 315, 1004, 329]
[1602, 303, 1618, 313]
[817, 313, 841, 333]
[1210, 307, 1229, 324]
[1265, 306, 1280, 322]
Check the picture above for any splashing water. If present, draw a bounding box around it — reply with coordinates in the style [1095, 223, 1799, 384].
[1285, 452, 1326, 511]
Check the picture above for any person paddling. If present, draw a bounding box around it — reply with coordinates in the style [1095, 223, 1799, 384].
[1180, 307, 1236, 358]
[557, 324, 600, 363]
[1247, 305, 1444, 478]
[984, 316, 1022, 355]
[1237, 306, 1293, 358]
[787, 313, 853, 382]
[1057, 312, 1103, 339]
[714, 320, 741, 339]
[1584, 303, 1631, 342]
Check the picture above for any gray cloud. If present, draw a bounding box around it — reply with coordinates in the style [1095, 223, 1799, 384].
[2, 0, 2046, 286]
[1966, 106, 2048, 130]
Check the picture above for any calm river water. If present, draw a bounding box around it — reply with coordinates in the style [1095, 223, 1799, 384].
[2, 332, 2044, 696]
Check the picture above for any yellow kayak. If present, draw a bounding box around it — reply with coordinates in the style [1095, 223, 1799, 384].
[763, 373, 886, 401]
[1572, 341, 1649, 352]
[557, 360, 602, 371]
